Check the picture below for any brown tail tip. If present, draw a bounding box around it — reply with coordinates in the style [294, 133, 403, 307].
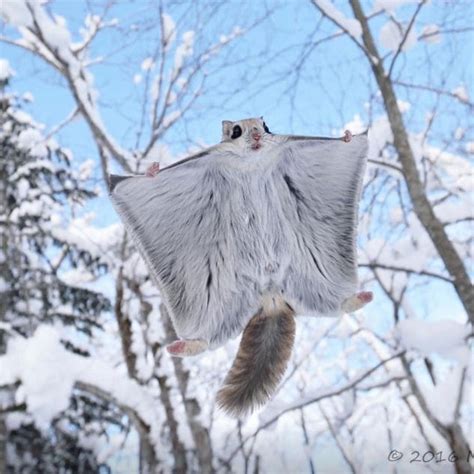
[216, 303, 295, 417]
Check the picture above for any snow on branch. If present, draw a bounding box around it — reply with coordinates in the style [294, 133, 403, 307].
[0, 325, 162, 450]
[311, 0, 383, 66]
[72, 10, 118, 54]
[312, 0, 362, 37]
[2, 1, 248, 173]
[0, 58, 15, 81]
[396, 319, 471, 364]
[1, 0, 132, 171]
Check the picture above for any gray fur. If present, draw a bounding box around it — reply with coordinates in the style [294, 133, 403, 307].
[109, 132, 368, 349]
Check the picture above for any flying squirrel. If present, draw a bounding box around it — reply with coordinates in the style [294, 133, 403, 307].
[109, 117, 373, 417]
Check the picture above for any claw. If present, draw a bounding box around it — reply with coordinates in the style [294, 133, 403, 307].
[343, 130, 352, 143]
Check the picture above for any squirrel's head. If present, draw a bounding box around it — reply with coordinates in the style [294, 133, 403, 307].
[221, 117, 272, 151]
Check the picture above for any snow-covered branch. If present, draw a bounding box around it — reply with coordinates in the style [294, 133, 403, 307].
[311, 0, 375, 64]
[2, 1, 132, 171]
[0, 326, 162, 450]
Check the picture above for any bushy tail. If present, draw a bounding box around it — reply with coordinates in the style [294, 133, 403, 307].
[216, 295, 295, 417]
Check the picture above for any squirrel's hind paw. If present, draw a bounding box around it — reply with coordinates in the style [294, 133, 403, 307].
[166, 339, 208, 357]
[341, 291, 373, 313]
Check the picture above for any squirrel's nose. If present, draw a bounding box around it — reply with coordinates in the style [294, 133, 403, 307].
[252, 129, 261, 140]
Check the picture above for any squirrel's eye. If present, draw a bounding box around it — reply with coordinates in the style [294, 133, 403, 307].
[263, 122, 271, 134]
[231, 125, 242, 139]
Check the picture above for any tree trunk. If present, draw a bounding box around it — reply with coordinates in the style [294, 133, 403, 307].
[0, 140, 8, 474]
[157, 373, 188, 474]
[0, 418, 6, 474]
[160, 304, 215, 474]
[401, 356, 472, 474]
[446, 424, 473, 474]
[349, 0, 474, 324]
[139, 436, 159, 474]
[114, 259, 160, 473]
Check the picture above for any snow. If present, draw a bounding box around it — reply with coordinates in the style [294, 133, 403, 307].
[16, 128, 43, 150]
[143, 142, 173, 167]
[1, 326, 76, 428]
[141, 57, 155, 71]
[20, 136, 48, 158]
[435, 195, 473, 224]
[452, 85, 469, 103]
[421, 24, 442, 44]
[313, 0, 362, 37]
[150, 75, 160, 101]
[2, 0, 131, 163]
[10, 109, 37, 126]
[343, 114, 366, 135]
[0, 326, 162, 447]
[78, 159, 94, 180]
[51, 215, 122, 261]
[367, 115, 394, 164]
[379, 20, 417, 52]
[162, 13, 176, 50]
[422, 367, 464, 425]
[9, 159, 55, 181]
[0, 58, 15, 80]
[173, 31, 195, 77]
[2, 1, 472, 469]
[454, 127, 465, 140]
[0, 320, 12, 332]
[166, 91, 177, 106]
[397, 99, 411, 113]
[22, 91, 34, 102]
[10, 197, 51, 222]
[163, 110, 182, 128]
[16, 178, 30, 199]
[396, 319, 471, 364]
[373, 0, 417, 12]
[72, 14, 102, 52]
[0, 0, 33, 27]
[423, 144, 474, 191]
[232, 26, 243, 37]
[258, 353, 404, 430]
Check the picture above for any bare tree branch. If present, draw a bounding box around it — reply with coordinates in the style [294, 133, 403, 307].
[359, 262, 453, 283]
[393, 80, 474, 109]
[387, 0, 427, 79]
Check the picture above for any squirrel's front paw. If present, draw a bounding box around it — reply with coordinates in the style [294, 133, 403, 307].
[146, 162, 161, 177]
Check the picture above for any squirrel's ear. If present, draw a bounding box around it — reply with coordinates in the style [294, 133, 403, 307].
[221, 120, 233, 140]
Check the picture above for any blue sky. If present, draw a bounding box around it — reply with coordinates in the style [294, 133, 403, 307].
[3, 1, 472, 150]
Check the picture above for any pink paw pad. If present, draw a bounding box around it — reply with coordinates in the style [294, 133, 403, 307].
[167, 340, 186, 355]
[146, 162, 160, 177]
[357, 291, 373, 304]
